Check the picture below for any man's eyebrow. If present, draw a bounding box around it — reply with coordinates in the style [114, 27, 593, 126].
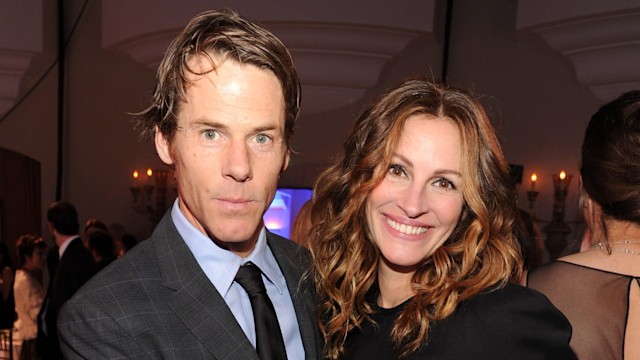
[190, 119, 226, 129]
[252, 125, 278, 133]
[187, 117, 283, 136]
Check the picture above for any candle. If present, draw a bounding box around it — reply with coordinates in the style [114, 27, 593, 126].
[146, 168, 153, 186]
[530, 173, 537, 191]
[556, 170, 570, 191]
[132, 170, 140, 187]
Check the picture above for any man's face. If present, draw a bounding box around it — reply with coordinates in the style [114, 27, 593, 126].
[156, 58, 289, 257]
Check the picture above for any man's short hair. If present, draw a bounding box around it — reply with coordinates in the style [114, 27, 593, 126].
[87, 229, 115, 260]
[136, 9, 301, 149]
[47, 201, 80, 235]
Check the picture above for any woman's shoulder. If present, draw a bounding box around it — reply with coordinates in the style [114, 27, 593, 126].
[463, 282, 559, 316]
[426, 283, 576, 359]
[450, 282, 573, 339]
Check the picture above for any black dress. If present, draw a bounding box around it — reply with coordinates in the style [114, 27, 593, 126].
[344, 282, 576, 360]
[0, 266, 15, 329]
[528, 261, 639, 360]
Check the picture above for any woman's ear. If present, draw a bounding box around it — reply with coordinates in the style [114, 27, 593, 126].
[155, 127, 174, 165]
[580, 189, 600, 239]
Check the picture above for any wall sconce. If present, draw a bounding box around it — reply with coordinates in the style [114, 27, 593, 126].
[130, 168, 176, 224]
[527, 170, 575, 259]
[526, 173, 539, 222]
[543, 170, 573, 259]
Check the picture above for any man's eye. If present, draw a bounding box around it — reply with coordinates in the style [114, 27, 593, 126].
[255, 134, 272, 144]
[202, 130, 218, 140]
[388, 164, 406, 177]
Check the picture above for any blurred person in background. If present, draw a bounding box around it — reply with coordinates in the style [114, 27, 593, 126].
[14, 234, 47, 360]
[86, 229, 116, 272]
[528, 90, 640, 359]
[0, 242, 15, 330]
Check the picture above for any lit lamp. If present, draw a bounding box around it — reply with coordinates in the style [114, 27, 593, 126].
[130, 168, 176, 224]
[526, 173, 539, 221]
[130, 170, 142, 202]
[543, 170, 573, 259]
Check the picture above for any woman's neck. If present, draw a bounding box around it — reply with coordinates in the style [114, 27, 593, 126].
[377, 262, 415, 308]
[593, 220, 640, 244]
[23, 264, 36, 273]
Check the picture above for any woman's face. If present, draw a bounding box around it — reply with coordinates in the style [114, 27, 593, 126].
[366, 114, 464, 275]
[25, 247, 46, 271]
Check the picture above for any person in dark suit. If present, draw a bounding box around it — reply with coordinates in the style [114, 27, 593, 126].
[58, 9, 322, 360]
[37, 201, 95, 360]
[308, 79, 576, 359]
[86, 229, 116, 272]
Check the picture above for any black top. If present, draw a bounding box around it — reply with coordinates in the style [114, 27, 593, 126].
[0, 266, 15, 329]
[344, 282, 576, 360]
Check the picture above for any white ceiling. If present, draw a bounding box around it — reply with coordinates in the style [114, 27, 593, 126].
[1, 0, 639, 119]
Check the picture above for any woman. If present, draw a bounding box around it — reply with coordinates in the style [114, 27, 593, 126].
[14, 234, 47, 360]
[309, 79, 575, 359]
[0, 242, 15, 330]
[291, 200, 313, 247]
[86, 229, 116, 272]
[528, 90, 640, 359]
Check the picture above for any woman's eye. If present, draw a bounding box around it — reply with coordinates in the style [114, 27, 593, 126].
[202, 130, 218, 140]
[388, 164, 406, 177]
[435, 178, 455, 189]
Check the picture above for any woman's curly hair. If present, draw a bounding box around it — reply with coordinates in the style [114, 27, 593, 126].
[309, 78, 521, 359]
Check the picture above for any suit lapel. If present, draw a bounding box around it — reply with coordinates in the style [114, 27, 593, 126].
[153, 213, 259, 360]
[267, 232, 320, 360]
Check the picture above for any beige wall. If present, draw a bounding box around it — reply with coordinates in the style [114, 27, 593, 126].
[0, 1, 607, 250]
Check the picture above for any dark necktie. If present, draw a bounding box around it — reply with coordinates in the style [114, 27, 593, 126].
[235, 262, 287, 360]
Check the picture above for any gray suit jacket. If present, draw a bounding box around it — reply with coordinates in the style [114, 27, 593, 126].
[58, 212, 322, 359]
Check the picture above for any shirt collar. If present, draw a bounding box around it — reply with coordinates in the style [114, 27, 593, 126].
[171, 199, 287, 297]
[58, 235, 79, 259]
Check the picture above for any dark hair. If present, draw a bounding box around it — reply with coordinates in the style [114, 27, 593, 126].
[0, 242, 13, 270]
[84, 218, 108, 235]
[120, 233, 138, 252]
[515, 209, 539, 270]
[290, 200, 312, 247]
[87, 229, 115, 260]
[47, 201, 80, 235]
[580, 90, 640, 228]
[310, 78, 520, 358]
[136, 9, 300, 149]
[16, 234, 45, 268]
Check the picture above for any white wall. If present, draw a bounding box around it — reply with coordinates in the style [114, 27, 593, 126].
[0, 1, 617, 250]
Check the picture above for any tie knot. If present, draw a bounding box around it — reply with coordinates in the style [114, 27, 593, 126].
[235, 262, 267, 296]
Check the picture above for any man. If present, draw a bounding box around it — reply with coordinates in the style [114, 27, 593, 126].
[37, 201, 95, 359]
[58, 9, 322, 360]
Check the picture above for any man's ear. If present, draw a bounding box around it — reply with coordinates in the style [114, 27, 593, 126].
[282, 149, 290, 172]
[155, 127, 174, 165]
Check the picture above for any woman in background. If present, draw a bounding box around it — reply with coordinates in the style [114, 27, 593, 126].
[528, 90, 640, 359]
[0, 242, 15, 330]
[14, 234, 47, 360]
[291, 200, 312, 247]
[309, 78, 575, 359]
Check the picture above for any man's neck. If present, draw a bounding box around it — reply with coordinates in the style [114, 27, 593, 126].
[55, 233, 77, 247]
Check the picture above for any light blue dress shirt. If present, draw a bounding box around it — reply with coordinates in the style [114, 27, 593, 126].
[171, 200, 305, 359]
